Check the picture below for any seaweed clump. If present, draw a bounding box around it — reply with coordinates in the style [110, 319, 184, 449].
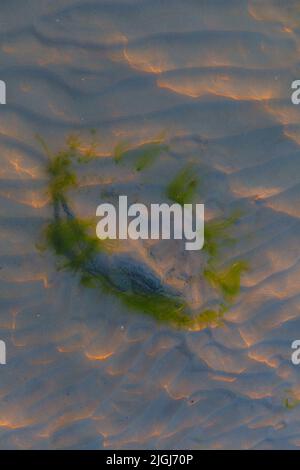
[166, 166, 249, 318]
[114, 135, 168, 172]
[204, 261, 249, 302]
[120, 292, 227, 330]
[39, 134, 248, 330]
[283, 390, 300, 410]
[37, 133, 106, 285]
[202, 210, 249, 313]
[45, 218, 101, 275]
[166, 164, 199, 206]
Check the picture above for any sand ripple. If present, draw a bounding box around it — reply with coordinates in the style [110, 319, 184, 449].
[0, 0, 300, 450]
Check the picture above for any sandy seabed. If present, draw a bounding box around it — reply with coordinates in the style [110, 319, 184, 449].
[0, 0, 300, 449]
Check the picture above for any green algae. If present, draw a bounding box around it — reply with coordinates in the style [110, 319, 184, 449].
[284, 398, 300, 410]
[118, 293, 226, 330]
[166, 164, 199, 206]
[204, 210, 242, 260]
[43, 211, 226, 329]
[166, 167, 247, 311]
[114, 141, 130, 164]
[43, 209, 222, 329]
[134, 142, 169, 171]
[204, 261, 249, 302]
[45, 218, 102, 272]
[37, 134, 78, 202]
[47, 152, 78, 201]
[39, 131, 99, 202]
[120, 291, 188, 327]
[66, 130, 98, 163]
[203, 209, 249, 310]
[283, 390, 300, 410]
[114, 137, 168, 171]
[40, 134, 248, 330]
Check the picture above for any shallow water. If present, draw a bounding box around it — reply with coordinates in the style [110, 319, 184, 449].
[0, 0, 300, 449]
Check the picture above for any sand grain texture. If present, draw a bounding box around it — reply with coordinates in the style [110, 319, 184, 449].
[0, 0, 300, 450]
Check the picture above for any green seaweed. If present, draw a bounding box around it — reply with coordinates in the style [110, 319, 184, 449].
[44, 212, 225, 329]
[134, 142, 169, 172]
[79, 129, 98, 162]
[65, 132, 98, 163]
[204, 210, 242, 260]
[283, 390, 300, 410]
[114, 138, 168, 171]
[283, 398, 300, 410]
[39, 133, 79, 201]
[166, 164, 199, 205]
[42, 131, 101, 201]
[113, 141, 131, 164]
[41, 133, 107, 278]
[120, 291, 189, 328]
[203, 210, 248, 308]
[39, 134, 248, 330]
[193, 307, 225, 329]
[45, 218, 103, 274]
[283, 396, 300, 410]
[47, 150, 77, 200]
[66, 134, 81, 152]
[204, 261, 249, 301]
[119, 293, 226, 330]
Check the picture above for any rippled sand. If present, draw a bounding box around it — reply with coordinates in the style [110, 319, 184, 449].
[0, 0, 300, 449]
